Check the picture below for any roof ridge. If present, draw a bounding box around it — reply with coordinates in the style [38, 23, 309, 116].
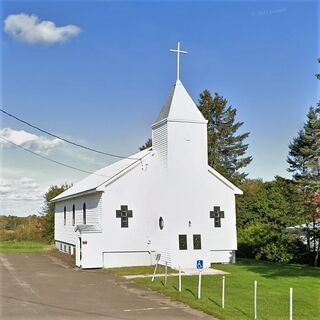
[51, 148, 153, 202]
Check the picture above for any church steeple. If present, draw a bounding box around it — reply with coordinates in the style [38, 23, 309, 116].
[153, 79, 207, 125]
[154, 42, 207, 125]
[152, 43, 208, 170]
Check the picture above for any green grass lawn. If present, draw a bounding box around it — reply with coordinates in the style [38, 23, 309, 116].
[103, 265, 177, 276]
[0, 240, 52, 253]
[127, 259, 320, 320]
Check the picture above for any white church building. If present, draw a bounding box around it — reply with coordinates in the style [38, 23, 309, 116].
[53, 44, 242, 269]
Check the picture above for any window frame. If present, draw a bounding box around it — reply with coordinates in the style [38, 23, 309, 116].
[116, 205, 132, 228]
[63, 206, 66, 226]
[179, 234, 187, 250]
[159, 217, 164, 230]
[83, 203, 86, 225]
[72, 204, 75, 226]
[193, 234, 202, 250]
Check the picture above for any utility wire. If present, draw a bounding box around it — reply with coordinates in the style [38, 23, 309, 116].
[0, 136, 112, 178]
[0, 108, 139, 160]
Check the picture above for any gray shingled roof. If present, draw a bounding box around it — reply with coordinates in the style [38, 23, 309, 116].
[153, 80, 206, 125]
[154, 83, 176, 123]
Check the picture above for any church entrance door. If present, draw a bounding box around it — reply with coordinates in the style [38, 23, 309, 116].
[75, 237, 82, 267]
[79, 237, 82, 263]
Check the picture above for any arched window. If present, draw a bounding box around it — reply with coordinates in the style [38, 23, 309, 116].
[159, 217, 164, 230]
[83, 203, 86, 225]
[63, 206, 66, 226]
[72, 204, 75, 226]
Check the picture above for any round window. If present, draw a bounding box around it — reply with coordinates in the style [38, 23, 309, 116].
[159, 217, 164, 230]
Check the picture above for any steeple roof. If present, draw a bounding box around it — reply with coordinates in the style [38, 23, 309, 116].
[153, 79, 207, 125]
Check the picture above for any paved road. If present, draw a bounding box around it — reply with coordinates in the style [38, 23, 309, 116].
[0, 253, 213, 319]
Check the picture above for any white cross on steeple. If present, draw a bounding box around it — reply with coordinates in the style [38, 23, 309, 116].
[170, 42, 188, 81]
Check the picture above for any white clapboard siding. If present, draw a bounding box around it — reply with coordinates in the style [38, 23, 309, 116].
[55, 193, 102, 246]
[152, 122, 168, 166]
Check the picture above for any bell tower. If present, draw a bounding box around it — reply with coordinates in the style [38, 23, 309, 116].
[152, 43, 208, 172]
[152, 79, 208, 172]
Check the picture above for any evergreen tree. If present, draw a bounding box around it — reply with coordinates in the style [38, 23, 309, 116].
[288, 106, 320, 180]
[139, 138, 152, 151]
[287, 105, 320, 266]
[316, 58, 320, 80]
[42, 183, 71, 243]
[198, 90, 252, 184]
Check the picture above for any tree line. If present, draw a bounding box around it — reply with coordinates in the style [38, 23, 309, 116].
[0, 184, 71, 243]
[0, 215, 45, 241]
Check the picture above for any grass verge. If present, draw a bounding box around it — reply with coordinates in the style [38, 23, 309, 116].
[0, 240, 53, 253]
[112, 259, 319, 320]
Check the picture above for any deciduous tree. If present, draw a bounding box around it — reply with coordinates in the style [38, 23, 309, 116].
[237, 177, 305, 263]
[42, 184, 71, 243]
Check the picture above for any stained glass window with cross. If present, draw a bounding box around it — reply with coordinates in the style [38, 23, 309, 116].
[210, 206, 225, 228]
[116, 205, 133, 228]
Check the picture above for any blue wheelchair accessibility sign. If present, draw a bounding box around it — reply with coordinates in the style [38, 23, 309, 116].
[196, 260, 203, 269]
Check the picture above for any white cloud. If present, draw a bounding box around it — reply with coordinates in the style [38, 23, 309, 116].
[0, 177, 45, 216]
[20, 177, 39, 188]
[0, 128, 63, 154]
[0, 177, 43, 201]
[4, 13, 81, 45]
[0, 178, 13, 194]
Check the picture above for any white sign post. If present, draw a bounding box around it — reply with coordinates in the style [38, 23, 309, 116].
[290, 288, 293, 320]
[254, 280, 257, 320]
[152, 253, 161, 282]
[198, 270, 202, 299]
[196, 260, 203, 300]
[164, 261, 168, 287]
[222, 276, 225, 309]
[178, 266, 182, 293]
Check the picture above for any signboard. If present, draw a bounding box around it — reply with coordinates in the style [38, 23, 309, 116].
[196, 260, 203, 269]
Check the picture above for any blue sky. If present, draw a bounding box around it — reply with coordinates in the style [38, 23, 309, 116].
[1, 0, 319, 216]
